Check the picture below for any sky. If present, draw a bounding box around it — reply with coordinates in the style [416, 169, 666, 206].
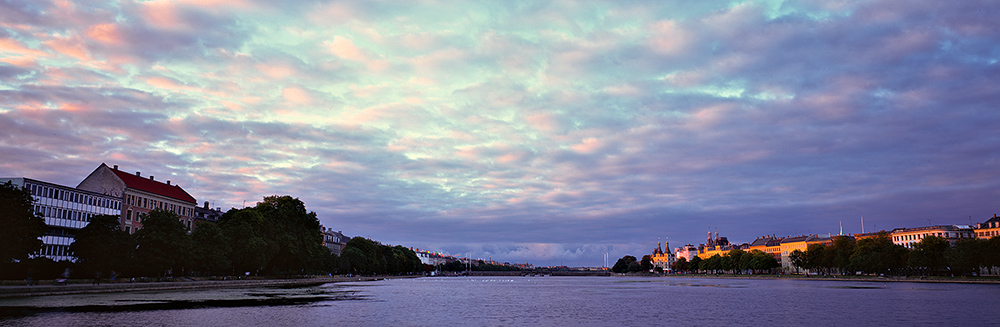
[2, 0, 999, 267]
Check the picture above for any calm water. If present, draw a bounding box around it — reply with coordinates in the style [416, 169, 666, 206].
[1, 276, 998, 326]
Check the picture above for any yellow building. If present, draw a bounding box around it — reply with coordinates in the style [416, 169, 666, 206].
[779, 235, 833, 273]
[748, 235, 784, 265]
[650, 241, 674, 271]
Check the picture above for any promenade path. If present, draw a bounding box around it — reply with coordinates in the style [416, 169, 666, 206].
[0, 276, 395, 299]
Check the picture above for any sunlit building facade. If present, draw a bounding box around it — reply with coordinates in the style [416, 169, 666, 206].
[78, 164, 197, 234]
[890, 225, 974, 249]
[779, 235, 832, 273]
[650, 240, 674, 271]
[975, 215, 1000, 240]
[0, 177, 121, 262]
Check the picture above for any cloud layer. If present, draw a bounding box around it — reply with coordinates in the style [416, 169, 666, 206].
[3, 0, 999, 266]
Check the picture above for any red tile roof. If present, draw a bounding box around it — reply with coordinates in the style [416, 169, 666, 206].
[111, 168, 197, 204]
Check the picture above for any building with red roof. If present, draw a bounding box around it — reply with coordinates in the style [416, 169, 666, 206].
[78, 163, 197, 233]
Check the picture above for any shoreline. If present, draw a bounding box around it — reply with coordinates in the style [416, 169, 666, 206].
[640, 273, 1000, 284]
[0, 276, 412, 299]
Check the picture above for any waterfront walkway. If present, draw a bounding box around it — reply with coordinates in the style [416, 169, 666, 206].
[0, 276, 397, 299]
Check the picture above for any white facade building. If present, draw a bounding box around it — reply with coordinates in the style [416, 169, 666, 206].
[1, 177, 121, 262]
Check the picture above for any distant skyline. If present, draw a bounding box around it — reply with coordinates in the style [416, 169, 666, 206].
[2, 0, 998, 267]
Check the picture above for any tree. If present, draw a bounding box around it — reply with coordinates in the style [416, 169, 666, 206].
[908, 236, 950, 276]
[672, 257, 689, 272]
[133, 209, 193, 277]
[69, 214, 134, 275]
[830, 236, 855, 274]
[726, 249, 746, 273]
[0, 181, 47, 263]
[688, 256, 703, 272]
[849, 232, 908, 276]
[949, 238, 987, 276]
[748, 250, 778, 273]
[190, 222, 232, 276]
[253, 196, 328, 275]
[219, 208, 273, 275]
[804, 244, 829, 274]
[612, 255, 637, 273]
[789, 250, 808, 273]
[640, 255, 654, 272]
[344, 237, 380, 275]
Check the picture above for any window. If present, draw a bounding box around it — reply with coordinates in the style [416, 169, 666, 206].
[126, 210, 132, 221]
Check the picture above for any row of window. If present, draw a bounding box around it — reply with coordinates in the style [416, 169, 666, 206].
[34, 204, 106, 223]
[892, 232, 970, 242]
[125, 194, 193, 217]
[26, 182, 119, 210]
[38, 244, 70, 258]
[978, 230, 998, 238]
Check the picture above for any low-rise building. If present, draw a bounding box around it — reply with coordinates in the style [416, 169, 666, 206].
[890, 225, 974, 249]
[674, 244, 698, 262]
[748, 235, 784, 265]
[780, 235, 833, 273]
[320, 226, 348, 256]
[1, 177, 121, 262]
[78, 164, 197, 234]
[975, 215, 1000, 240]
[194, 201, 224, 226]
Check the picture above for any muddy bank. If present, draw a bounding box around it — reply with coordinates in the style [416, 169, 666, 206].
[0, 276, 414, 298]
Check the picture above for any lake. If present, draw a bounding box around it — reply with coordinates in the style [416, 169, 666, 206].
[1, 276, 998, 326]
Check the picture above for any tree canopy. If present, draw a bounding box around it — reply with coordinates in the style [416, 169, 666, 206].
[0, 181, 47, 263]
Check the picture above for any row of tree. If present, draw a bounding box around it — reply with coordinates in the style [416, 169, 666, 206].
[613, 232, 1000, 277]
[790, 232, 1000, 276]
[612, 249, 781, 275]
[68, 196, 340, 278]
[1, 181, 424, 279]
[673, 249, 780, 274]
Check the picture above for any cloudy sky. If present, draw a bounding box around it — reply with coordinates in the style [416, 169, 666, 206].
[2, 0, 998, 266]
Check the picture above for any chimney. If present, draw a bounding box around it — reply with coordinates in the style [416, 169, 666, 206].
[149, 175, 154, 181]
[135, 171, 141, 177]
[204, 201, 209, 209]
[113, 165, 118, 170]
[167, 180, 171, 185]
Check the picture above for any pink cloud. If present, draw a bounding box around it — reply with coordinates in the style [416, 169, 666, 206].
[42, 37, 90, 61]
[85, 23, 125, 45]
[281, 86, 314, 105]
[571, 137, 603, 154]
[326, 36, 389, 71]
[141, 1, 183, 29]
[146, 76, 193, 91]
[0, 38, 48, 58]
[646, 20, 690, 56]
[525, 112, 560, 132]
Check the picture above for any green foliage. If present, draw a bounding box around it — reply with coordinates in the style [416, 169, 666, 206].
[848, 232, 907, 275]
[688, 256, 702, 271]
[0, 181, 47, 263]
[672, 257, 689, 272]
[253, 196, 328, 275]
[133, 209, 193, 277]
[908, 235, 951, 275]
[69, 214, 134, 274]
[190, 222, 232, 276]
[340, 237, 423, 275]
[640, 255, 653, 272]
[611, 255, 636, 273]
[219, 208, 273, 274]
